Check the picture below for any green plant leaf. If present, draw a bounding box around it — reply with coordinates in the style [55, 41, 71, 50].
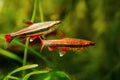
[3, 64, 38, 80]
[37, 71, 71, 80]
[0, 48, 22, 63]
[0, 34, 5, 40]
[6, 76, 21, 80]
[23, 70, 49, 80]
[54, 71, 70, 80]
[14, 40, 57, 70]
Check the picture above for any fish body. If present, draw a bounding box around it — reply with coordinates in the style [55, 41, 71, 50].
[5, 21, 61, 43]
[41, 38, 95, 56]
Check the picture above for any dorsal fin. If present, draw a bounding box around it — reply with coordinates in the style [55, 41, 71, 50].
[44, 30, 66, 38]
[24, 21, 33, 25]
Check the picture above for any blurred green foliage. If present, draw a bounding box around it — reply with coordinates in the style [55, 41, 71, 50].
[0, 0, 120, 80]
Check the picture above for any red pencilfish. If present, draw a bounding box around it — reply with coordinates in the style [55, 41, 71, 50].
[41, 38, 95, 56]
[5, 21, 61, 43]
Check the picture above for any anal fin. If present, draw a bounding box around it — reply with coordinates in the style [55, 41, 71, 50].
[30, 36, 38, 42]
[48, 46, 56, 51]
[30, 34, 43, 42]
[19, 36, 26, 41]
[59, 50, 67, 57]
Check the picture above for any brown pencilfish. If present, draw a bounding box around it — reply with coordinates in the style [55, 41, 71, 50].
[41, 38, 95, 56]
[5, 21, 61, 43]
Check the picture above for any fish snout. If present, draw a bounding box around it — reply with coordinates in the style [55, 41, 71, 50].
[55, 21, 61, 24]
[50, 21, 61, 28]
[90, 42, 95, 46]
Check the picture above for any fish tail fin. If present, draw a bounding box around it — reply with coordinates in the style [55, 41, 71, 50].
[5, 34, 13, 44]
[39, 37, 45, 52]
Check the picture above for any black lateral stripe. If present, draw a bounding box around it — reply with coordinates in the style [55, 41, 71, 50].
[20, 26, 50, 36]
[46, 44, 91, 48]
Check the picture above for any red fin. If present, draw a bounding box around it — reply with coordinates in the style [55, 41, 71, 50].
[30, 36, 38, 42]
[10, 45, 20, 50]
[48, 46, 56, 51]
[30, 34, 43, 42]
[25, 21, 33, 25]
[45, 30, 66, 38]
[19, 36, 26, 41]
[57, 30, 66, 38]
[45, 30, 57, 37]
[5, 34, 13, 44]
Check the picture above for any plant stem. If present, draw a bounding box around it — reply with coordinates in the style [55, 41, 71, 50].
[38, 0, 57, 70]
[23, 38, 29, 66]
[31, 0, 37, 22]
[22, 0, 37, 77]
[39, 0, 44, 22]
[14, 41, 57, 70]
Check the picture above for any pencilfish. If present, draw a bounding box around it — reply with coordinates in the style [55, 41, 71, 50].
[41, 38, 95, 56]
[5, 21, 61, 43]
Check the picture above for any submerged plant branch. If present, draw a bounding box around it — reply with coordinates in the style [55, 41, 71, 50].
[39, 0, 44, 22]
[31, 0, 37, 22]
[0, 48, 22, 63]
[23, 70, 49, 80]
[3, 64, 38, 80]
[23, 0, 37, 77]
[14, 40, 57, 70]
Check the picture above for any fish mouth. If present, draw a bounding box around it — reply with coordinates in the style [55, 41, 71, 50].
[55, 21, 61, 24]
[50, 21, 61, 28]
[90, 42, 95, 46]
